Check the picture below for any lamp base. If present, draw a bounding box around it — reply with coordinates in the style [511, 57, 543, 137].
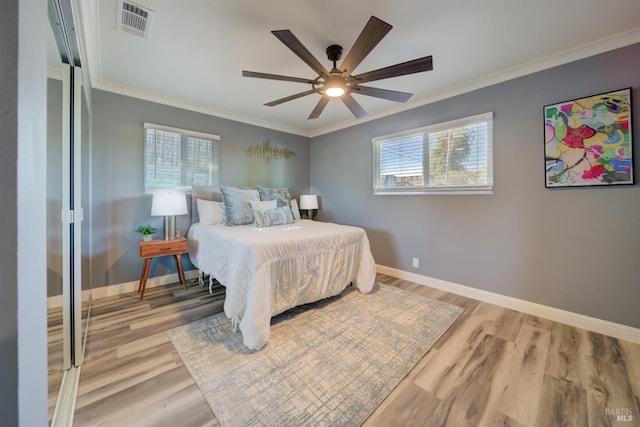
[307, 209, 313, 220]
[163, 215, 176, 240]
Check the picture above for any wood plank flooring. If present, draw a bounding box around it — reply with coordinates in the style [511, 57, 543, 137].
[47, 304, 64, 421]
[66, 275, 640, 427]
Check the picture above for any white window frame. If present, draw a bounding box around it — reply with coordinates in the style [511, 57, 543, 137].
[372, 112, 494, 195]
[144, 123, 220, 193]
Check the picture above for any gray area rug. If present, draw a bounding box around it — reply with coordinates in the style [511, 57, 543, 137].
[167, 284, 464, 427]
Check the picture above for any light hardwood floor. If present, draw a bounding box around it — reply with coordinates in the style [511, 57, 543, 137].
[65, 274, 640, 427]
[47, 304, 64, 421]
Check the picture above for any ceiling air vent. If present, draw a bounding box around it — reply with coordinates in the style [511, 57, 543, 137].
[117, 0, 154, 39]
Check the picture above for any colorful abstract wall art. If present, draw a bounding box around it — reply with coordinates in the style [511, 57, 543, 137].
[544, 88, 633, 187]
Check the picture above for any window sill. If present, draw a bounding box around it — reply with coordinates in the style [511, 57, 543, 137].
[373, 188, 493, 196]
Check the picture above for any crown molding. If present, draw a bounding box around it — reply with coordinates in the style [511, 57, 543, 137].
[91, 79, 313, 137]
[90, 28, 640, 139]
[308, 27, 640, 137]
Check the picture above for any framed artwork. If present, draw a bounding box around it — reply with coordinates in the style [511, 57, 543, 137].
[544, 88, 633, 188]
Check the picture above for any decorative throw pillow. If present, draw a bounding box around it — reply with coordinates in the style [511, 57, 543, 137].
[257, 186, 291, 208]
[196, 199, 224, 225]
[253, 206, 295, 228]
[290, 198, 301, 220]
[249, 199, 277, 211]
[220, 186, 260, 226]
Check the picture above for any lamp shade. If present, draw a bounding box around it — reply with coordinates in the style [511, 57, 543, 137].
[299, 194, 318, 210]
[151, 192, 188, 216]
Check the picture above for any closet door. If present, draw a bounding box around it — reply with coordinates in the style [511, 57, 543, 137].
[46, 25, 65, 416]
[48, 1, 92, 423]
[61, 64, 84, 368]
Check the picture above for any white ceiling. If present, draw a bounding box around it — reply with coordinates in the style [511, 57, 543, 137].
[74, 0, 640, 137]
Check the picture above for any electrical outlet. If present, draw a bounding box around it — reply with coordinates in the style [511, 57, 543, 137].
[412, 257, 420, 268]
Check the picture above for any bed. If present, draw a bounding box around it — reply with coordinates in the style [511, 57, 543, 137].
[188, 186, 376, 350]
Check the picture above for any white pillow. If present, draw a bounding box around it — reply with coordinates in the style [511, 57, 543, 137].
[196, 199, 224, 225]
[290, 198, 301, 220]
[249, 199, 277, 211]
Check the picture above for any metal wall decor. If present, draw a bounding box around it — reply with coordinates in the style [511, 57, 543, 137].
[245, 139, 295, 163]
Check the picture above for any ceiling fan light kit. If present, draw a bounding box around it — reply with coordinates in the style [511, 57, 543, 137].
[324, 78, 347, 98]
[322, 45, 348, 98]
[242, 16, 433, 120]
[324, 84, 346, 98]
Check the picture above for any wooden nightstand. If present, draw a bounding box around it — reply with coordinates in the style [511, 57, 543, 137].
[138, 237, 188, 300]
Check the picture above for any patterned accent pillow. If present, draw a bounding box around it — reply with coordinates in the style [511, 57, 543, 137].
[257, 186, 291, 208]
[249, 199, 277, 211]
[220, 186, 260, 226]
[253, 206, 295, 228]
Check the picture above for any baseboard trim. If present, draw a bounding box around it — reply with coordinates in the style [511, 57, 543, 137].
[91, 269, 201, 300]
[376, 264, 640, 344]
[47, 270, 200, 308]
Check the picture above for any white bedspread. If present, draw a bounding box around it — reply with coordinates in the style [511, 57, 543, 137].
[188, 220, 376, 350]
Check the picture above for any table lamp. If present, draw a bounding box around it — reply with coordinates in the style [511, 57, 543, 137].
[299, 194, 318, 220]
[151, 192, 188, 240]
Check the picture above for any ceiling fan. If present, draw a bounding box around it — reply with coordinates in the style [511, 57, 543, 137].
[242, 16, 433, 120]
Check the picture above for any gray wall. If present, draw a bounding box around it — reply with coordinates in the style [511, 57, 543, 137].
[0, 2, 19, 422]
[311, 43, 640, 328]
[91, 89, 311, 288]
[2, 0, 48, 424]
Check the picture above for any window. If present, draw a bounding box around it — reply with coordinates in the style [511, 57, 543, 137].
[144, 123, 220, 192]
[373, 112, 493, 194]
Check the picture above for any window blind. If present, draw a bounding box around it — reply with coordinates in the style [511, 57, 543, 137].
[427, 120, 491, 187]
[144, 123, 219, 191]
[379, 133, 424, 177]
[373, 112, 493, 195]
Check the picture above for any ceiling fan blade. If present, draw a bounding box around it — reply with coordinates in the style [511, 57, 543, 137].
[308, 96, 330, 119]
[342, 94, 367, 119]
[340, 16, 393, 75]
[264, 89, 320, 107]
[353, 85, 413, 102]
[243, 70, 318, 85]
[272, 30, 330, 78]
[353, 55, 433, 84]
